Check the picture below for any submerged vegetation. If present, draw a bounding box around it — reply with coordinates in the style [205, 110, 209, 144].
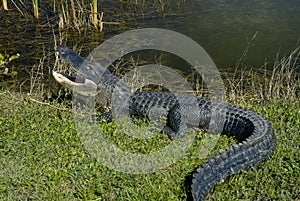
[1, 0, 186, 31]
[2, 0, 106, 30]
[0, 45, 299, 200]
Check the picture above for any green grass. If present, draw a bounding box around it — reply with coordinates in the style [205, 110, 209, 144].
[207, 99, 299, 200]
[0, 46, 299, 201]
[0, 89, 299, 200]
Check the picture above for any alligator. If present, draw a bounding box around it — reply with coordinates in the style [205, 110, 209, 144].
[53, 45, 276, 201]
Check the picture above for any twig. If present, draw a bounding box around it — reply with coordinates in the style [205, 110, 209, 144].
[28, 96, 71, 112]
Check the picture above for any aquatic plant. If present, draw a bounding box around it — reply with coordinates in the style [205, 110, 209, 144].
[5, 0, 184, 30]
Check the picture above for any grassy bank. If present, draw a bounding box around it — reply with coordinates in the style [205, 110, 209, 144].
[0, 49, 299, 200]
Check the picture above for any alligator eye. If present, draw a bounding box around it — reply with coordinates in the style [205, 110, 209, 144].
[57, 45, 69, 55]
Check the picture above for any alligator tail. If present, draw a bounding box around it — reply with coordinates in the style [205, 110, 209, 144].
[191, 108, 276, 201]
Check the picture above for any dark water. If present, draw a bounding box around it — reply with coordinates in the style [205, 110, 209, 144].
[145, 0, 300, 69]
[0, 0, 299, 85]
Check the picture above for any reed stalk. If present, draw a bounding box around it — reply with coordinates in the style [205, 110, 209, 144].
[92, 0, 98, 26]
[3, 0, 8, 10]
[58, 0, 69, 27]
[32, 0, 39, 20]
[70, 0, 79, 29]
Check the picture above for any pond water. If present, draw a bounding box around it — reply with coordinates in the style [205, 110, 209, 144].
[145, 0, 300, 69]
[0, 0, 299, 85]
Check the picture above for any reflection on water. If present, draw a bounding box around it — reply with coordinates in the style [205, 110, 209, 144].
[0, 0, 299, 83]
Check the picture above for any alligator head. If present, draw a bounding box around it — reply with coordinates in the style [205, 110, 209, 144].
[52, 71, 98, 96]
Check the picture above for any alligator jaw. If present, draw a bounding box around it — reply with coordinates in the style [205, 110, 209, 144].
[52, 71, 98, 96]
